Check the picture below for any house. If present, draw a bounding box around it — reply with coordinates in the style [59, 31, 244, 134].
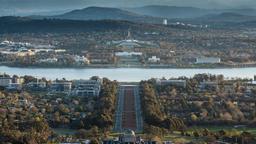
[156, 79, 186, 88]
[51, 81, 72, 93]
[73, 79, 102, 97]
[195, 57, 221, 64]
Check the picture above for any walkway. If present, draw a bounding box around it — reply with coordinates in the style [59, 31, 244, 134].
[113, 85, 143, 132]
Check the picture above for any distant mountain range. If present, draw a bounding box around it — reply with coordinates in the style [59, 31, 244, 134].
[31, 7, 163, 24]
[1, 5, 256, 33]
[127, 5, 208, 19]
[28, 6, 256, 24]
[127, 5, 256, 18]
[194, 12, 256, 23]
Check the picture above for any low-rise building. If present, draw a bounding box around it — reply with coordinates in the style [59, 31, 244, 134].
[74, 55, 90, 65]
[73, 79, 102, 97]
[0, 75, 12, 87]
[51, 81, 72, 93]
[156, 79, 186, 88]
[199, 81, 219, 91]
[39, 58, 58, 63]
[148, 56, 160, 63]
[115, 52, 142, 57]
[87, 52, 114, 64]
[26, 81, 47, 90]
[118, 130, 141, 144]
[12, 76, 24, 84]
[195, 57, 221, 64]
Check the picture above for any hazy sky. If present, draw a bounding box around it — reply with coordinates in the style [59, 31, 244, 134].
[0, 0, 255, 16]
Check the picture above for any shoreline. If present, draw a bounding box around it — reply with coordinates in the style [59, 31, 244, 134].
[2, 63, 256, 69]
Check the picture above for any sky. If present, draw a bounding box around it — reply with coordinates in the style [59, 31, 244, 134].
[0, 0, 255, 16]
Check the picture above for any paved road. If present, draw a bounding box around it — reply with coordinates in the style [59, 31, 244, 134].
[134, 86, 143, 132]
[113, 86, 124, 132]
[113, 85, 143, 132]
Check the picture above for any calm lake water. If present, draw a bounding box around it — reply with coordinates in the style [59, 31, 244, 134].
[0, 66, 255, 82]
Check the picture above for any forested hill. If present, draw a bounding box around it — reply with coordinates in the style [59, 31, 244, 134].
[0, 16, 162, 33]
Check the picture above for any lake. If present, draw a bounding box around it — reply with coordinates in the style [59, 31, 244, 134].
[0, 66, 255, 82]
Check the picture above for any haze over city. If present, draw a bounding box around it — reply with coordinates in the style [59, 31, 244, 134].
[1, 0, 256, 16]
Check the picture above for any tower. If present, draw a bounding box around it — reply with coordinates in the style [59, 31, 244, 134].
[163, 19, 168, 25]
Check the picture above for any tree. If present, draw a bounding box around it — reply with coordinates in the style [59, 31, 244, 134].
[75, 129, 88, 139]
[191, 113, 198, 122]
[90, 138, 100, 144]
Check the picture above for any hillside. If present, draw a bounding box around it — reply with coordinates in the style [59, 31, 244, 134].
[197, 12, 256, 23]
[127, 5, 210, 18]
[127, 5, 256, 19]
[50, 6, 162, 23]
[0, 16, 164, 33]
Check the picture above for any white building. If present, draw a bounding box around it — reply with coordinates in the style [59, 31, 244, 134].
[148, 56, 160, 63]
[39, 58, 58, 63]
[115, 52, 142, 57]
[113, 39, 158, 49]
[195, 57, 221, 64]
[163, 19, 168, 25]
[1, 40, 14, 45]
[54, 49, 66, 53]
[1, 50, 35, 57]
[116, 40, 141, 48]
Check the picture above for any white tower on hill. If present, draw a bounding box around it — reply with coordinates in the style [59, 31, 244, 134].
[163, 19, 168, 25]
